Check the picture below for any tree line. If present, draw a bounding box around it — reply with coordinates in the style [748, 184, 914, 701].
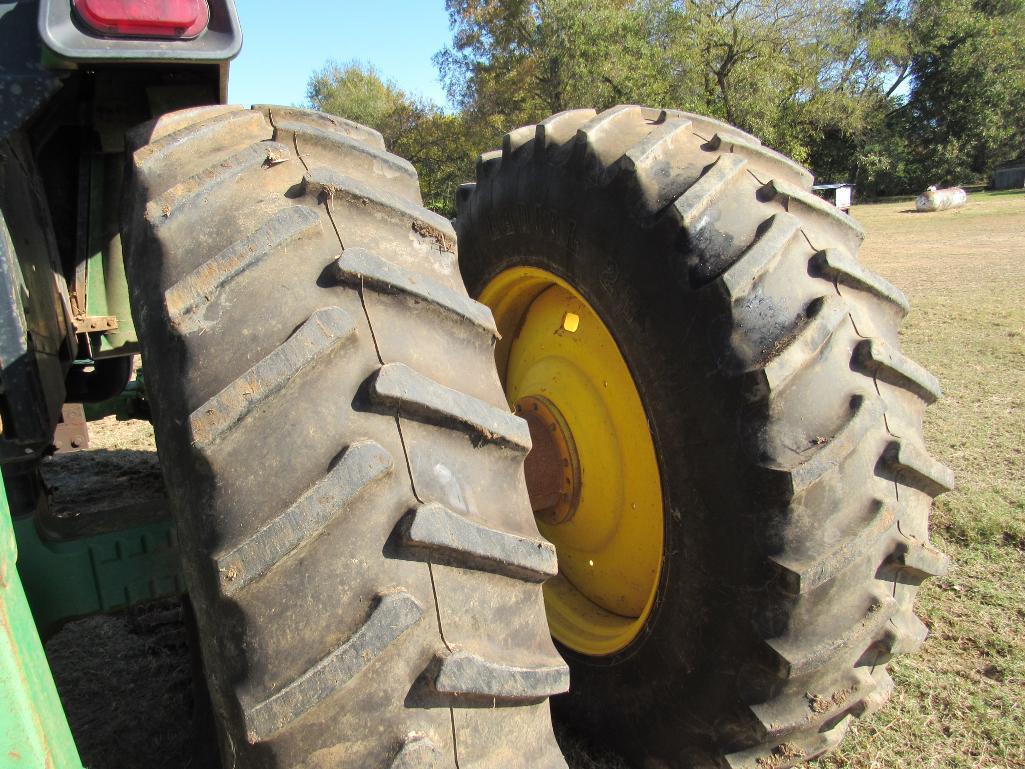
[307, 0, 1025, 216]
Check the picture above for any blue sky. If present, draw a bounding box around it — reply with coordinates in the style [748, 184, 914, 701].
[228, 2, 452, 109]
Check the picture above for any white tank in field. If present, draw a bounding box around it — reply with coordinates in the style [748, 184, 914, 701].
[916, 185, 967, 212]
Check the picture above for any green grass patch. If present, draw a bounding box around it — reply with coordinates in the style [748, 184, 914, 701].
[812, 192, 1025, 769]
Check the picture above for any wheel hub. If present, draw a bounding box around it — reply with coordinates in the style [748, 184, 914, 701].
[517, 395, 580, 526]
[481, 267, 664, 656]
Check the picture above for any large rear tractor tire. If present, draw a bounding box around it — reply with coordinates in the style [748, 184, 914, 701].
[455, 105, 951, 768]
[122, 105, 568, 769]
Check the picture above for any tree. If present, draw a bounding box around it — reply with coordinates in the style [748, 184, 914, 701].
[809, 0, 1025, 195]
[306, 60, 407, 131]
[899, 0, 1025, 188]
[436, 0, 672, 126]
[801, 0, 920, 187]
[310, 1, 1025, 207]
[436, 0, 869, 163]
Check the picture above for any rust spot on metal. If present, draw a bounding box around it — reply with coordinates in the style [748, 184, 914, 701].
[71, 315, 118, 334]
[51, 404, 89, 453]
[517, 395, 580, 525]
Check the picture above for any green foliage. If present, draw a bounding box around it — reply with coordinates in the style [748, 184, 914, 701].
[436, 0, 672, 122]
[809, 0, 1025, 195]
[307, 1, 1025, 212]
[306, 60, 407, 130]
[898, 0, 1025, 190]
[387, 104, 489, 215]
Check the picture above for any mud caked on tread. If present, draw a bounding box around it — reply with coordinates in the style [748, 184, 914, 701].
[456, 105, 950, 768]
[122, 104, 568, 769]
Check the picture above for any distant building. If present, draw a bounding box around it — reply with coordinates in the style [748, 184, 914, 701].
[811, 182, 854, 213]
[993, 158, 1025, 190]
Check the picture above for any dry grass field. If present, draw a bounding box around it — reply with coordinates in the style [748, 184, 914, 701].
[810, 191, 1025, 769]
[43, 192, 1024, 769]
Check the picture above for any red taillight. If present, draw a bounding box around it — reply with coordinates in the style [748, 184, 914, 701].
[73, 0, 210, 39]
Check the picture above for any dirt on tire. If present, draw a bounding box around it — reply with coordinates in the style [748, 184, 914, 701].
[121, 105, 567, 769]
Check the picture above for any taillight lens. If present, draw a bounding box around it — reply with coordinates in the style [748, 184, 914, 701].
[73, 0, 210, 39]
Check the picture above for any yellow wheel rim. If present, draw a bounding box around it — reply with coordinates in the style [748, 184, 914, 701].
[480, 267, 664, 656]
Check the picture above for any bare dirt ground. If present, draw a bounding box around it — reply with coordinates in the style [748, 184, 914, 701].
[41, 416, 164, 532]
[41, 191, 1024, 768]
[40, 418, 202, 769]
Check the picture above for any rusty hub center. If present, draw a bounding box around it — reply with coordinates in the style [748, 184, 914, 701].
[516, 395, 580, 526]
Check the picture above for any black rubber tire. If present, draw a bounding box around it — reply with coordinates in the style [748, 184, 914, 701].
[455, 105, 952, 769]
[121, 104, 568, 769]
